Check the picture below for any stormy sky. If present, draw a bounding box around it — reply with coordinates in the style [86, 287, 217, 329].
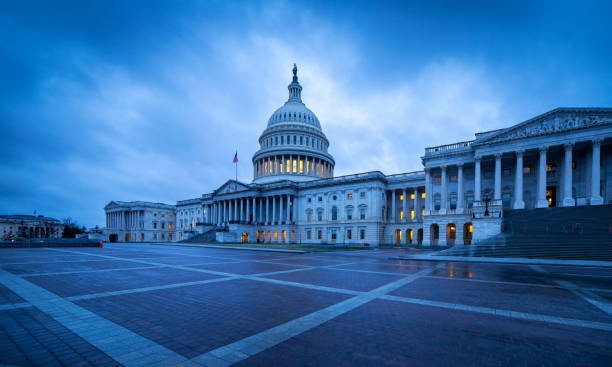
[1, 1, 611, 228]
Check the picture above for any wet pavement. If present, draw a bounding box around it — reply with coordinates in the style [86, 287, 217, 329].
[0, 243, 611, 366]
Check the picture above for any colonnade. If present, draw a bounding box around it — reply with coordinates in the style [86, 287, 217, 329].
[206, 194, 298, 226]
[387, 187, 423, 222]
[254, 155, 333, 179]
[106, 211, 142, 229]
[424, 138, 604, 212]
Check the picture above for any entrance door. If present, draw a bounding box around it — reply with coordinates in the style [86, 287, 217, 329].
[546, 186, 556, 207]
[241, 232, 248, 243]
[394, 229, 401, 244]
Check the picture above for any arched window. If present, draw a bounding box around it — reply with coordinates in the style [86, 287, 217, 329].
[346, 206, 353, 220]
[331, 206, 338, 221]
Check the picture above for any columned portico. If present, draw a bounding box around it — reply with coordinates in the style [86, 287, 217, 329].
[474, 157, 481, 202]
[457, 164, 464, 212]
[494, 154, 501, 200]
[440, 166, 447, 214]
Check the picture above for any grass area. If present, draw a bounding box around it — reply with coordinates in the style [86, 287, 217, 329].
[176, 242, 373, 252]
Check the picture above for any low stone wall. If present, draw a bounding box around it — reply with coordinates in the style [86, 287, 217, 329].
[0, 238, 101, 248]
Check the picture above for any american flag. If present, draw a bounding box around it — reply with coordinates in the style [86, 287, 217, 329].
[233, 151, 238, 163]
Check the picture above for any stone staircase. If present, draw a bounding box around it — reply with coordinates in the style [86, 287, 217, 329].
[438, 204, 612, 260]
[179, 228, 217, 244]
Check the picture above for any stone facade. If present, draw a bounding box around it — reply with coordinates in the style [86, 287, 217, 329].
[0, 215, 63, 240]
[103, 67, 612, 247]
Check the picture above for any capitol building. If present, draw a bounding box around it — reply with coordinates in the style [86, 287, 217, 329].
[104, 66, 611, 246]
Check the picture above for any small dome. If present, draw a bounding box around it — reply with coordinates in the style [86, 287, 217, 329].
[267, 102, 322, 130]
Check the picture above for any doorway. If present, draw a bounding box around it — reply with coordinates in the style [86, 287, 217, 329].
[546, 186, 556, 207]
[241, 232, 248, 243]
[394, 229, 402, 244]
[109, 234, 118, 243]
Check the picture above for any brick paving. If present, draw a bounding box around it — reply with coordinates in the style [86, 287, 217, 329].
[0, 243, 610, 366]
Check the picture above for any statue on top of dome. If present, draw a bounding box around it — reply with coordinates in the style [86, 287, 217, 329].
[292, 64, 298, 82]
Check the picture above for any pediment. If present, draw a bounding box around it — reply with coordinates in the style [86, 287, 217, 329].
[215, 180, 251, 195]
[104, 201, 120, 210]
[475, 109, 611, 146]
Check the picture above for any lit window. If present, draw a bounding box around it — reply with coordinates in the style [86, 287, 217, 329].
[264, 161, 268, 175]
[347, 193, 353, 200]
[399, 194, 403, 201]
[286, 159, 290, 172]
[450, 175, 457, 182]
[169, 224, 172, 230]
[307, 161, 310, 174]
[400, 211, 403, 220]
[523, 166, 531, 174]
[421, 193, 426, 199]
[410, 210, 414, 220]
[410, 193, 415, 199]
[299, 160, 303, 173]
[434, 176, 441, 183]
[307, 212, 312, 222]
[293, 159, 297, 173]
[572, 161, 576, 169]
[421, 209, 424, 219]
[546, 164, 555, 172]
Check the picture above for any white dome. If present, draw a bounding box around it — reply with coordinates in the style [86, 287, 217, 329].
[252, 64, 335, 184]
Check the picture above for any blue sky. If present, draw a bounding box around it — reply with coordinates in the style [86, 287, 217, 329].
[1, 0, 611, 228]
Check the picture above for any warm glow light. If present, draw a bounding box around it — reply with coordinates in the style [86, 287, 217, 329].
[421, 209, 424, 219]
[410, 193, 415, 199]
[400, 194, 404, 201]
[286, 160, 290, 172]
[410, 210, 414, 220]
[307, 160, 310, 174]
[421, 193, 426, 199]
[400, 211, 403, 220]
[293, 159, 297, 173]
[264, 161, 268, 175]
[469, 224, 473, 233]
[169, 224, 172, 230]
[299, 160, 303, 173]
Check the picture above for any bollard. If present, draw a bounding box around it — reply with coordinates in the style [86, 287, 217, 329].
[99, 241, 103, 248]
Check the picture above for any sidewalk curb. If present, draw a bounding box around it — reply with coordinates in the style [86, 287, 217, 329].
[141, 242, 309, 254]
[391, 255, 612, 267]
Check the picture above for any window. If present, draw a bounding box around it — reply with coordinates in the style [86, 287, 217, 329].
[307, 197, 312, 203]
[153, 213, 157, 217]
[346, 229, 352, 240]
[293, 159, 297, 173]
[523, 166, 531, 174]
[318, 196, 322, 202]
[450, 175, 457, 182]
[360, 208, 366, 219]
[410, 210, 415, 220]
[331, 207, 338, 220]
[168, 223, 172, 230]
[317, 210, 323, 221]
[275, 136, 278, 145]
[359, 229, 365, 240]
[546, 163, 556, 173]
[466, 196, 474, 208]
[347, 193, 353, 200]
[484, 171, 492, 179]
[400, 194, 403, 201]
[360, 192, 366, 199]
[346, 208, 353, 220]
[153, 222, 157, 229]
[434, 198, 441, 211]
[410, 193, 415, 199]
[466, 173, 474, 179]
[421, 193, 426, 199]
[300, 136, 303, 144]
[332, 195, 337, 200]
[503, 168, 511, 177]
[281, 136, 284, 144]
[317, 230, 322, 240]
[572, 161, 576, 169]
[331, 229, 337, 241]
[450, 197, 457, 210]
[434, 176, 441, 183]
[306, 230, 311, 240]
[400, 210, 403, 220]
[307, 212, 312, 222]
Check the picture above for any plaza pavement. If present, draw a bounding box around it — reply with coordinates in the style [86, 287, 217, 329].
[0, 243, 611, 366]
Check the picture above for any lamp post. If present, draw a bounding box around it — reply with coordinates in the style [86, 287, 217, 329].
[483, 193, 491, 217]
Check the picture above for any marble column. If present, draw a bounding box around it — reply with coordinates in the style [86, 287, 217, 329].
[240, 198, 244, 222]
[494, 154, 502, 200]
[457, 164, 464, 211]
[513, 151, 525, 209]
[286, 194, 291, 224]
[590, 139, 603, 205]
[413, 188, 419, 221]
[391, 190, 396, 222]
[266, 197, 270, 225]
[562, 143, 575, 207]
[440, 166, 447, 213]
[424, 168, 431, 212]
[279, 195, 284, 224]
[536, 147, 548, 208]
[272, 196, 277, 224]
[474, 157, 482, 202]
[402, 189, 407, 222]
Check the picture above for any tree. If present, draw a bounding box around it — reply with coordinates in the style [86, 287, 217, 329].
[62, 217, 86, 238]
